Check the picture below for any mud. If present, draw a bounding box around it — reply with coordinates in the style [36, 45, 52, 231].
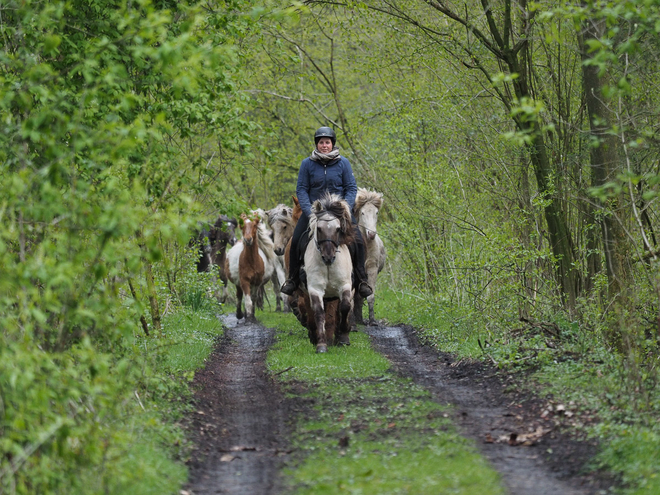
[364, 324, 615, 495]
[184, 315, 291, 495]
[184, 314, 615, 494]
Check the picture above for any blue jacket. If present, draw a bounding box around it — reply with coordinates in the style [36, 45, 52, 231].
[296, 156, 357, 217]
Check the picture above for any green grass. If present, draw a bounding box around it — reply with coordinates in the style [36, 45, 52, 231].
[160, 306, 225, 374]
[259, 310, 505, 494]
[531, 352, 660, 495]
[370, 286, 486, 357]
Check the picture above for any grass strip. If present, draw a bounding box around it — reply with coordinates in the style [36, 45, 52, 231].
[260, 310, 505, 494]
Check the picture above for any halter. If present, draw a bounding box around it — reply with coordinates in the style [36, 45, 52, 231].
[314, 212, 342, 255]
[315, 237, 340, 253]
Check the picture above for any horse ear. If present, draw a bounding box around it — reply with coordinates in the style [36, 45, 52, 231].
[292, 196, 299, 206]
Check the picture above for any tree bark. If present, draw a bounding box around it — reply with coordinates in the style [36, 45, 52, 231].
[578, 21, 630, 301]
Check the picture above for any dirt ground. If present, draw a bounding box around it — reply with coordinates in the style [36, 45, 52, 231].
[184, 317, 617, 494]
[183, 315, 293, 495]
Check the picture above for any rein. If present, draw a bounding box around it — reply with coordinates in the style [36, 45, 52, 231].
[315, 237, 340, 253]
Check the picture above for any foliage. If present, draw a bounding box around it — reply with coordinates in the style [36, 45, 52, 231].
[0, 0, 254, 491]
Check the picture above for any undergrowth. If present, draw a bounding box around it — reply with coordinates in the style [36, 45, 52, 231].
[260, 310, 505, 494]
[0, 272, 224, 495]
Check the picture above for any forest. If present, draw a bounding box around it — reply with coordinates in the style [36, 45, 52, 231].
[1, 0, 660, 492]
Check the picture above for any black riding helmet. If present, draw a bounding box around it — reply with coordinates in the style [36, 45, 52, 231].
[314, 126, 336, 146]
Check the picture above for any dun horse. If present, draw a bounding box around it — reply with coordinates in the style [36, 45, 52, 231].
[225, 213, 277, 321]
[267, 204, 295, 312]
[304, 193, 355, 353]
[354, 188, 386, 326]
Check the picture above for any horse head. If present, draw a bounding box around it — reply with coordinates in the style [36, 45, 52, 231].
[212, 214, 238, 246]
[240, 212, 260, 247]
[292, 196, 303, 224]
[355, 188, 383, 241]
[310, 193, 354, 266]
[267, 204, 294, 256]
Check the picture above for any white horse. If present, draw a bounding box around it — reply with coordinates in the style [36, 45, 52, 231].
[224, 213, 277, 322]
[303, 193, 355, 353]
[354, 188, 386, 326]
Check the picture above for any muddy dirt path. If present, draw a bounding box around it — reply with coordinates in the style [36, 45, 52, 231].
[364, 324, 608, 495]
[184, 315, 291, 495]
[185, 315, 610, 494]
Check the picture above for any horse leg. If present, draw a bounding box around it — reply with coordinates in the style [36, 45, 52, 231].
[273, 274, 282, 312]
[324, 299, 338, 346]
[337, 289, 353, 346]
[243, 283, 254, 321]
[368, 293, 377, 326]
[353, 292, 365, 326]
[309, 292, 326, 353]
[235, 286, 244, 320]
[366, 263, 379, 325]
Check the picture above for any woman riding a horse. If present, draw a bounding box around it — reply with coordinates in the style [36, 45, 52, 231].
[280, 126, 373, 299]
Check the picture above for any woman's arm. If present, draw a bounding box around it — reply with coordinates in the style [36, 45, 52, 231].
[342, 158, 358, 212]
[296, 160, 313, 216]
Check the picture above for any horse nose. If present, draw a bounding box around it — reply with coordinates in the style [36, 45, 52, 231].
[274, 247, 284, 256]
[244, 238, 253, 246]
[368, 231, 376, 240]
[230, 237, 237, 246]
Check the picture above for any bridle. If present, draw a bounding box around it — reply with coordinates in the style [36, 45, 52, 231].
[314, 212, 342, 255]
[315, 237, 340, 253]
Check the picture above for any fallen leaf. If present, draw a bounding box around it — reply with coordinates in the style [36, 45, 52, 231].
[484, 433, 494, 443]
[220, 454, 235, 462]
[387, 422, 396, 428]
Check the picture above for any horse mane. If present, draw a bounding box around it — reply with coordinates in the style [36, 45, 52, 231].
[354, 188, 383, 214]
[247, 209, 277, 263]
[267, 204, 294, 228]
[309, 192, 355, 246]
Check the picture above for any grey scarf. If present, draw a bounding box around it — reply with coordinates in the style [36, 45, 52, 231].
[310, 147, 341, 163]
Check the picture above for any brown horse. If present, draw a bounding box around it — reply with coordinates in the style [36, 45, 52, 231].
[225, 213, 277, 321]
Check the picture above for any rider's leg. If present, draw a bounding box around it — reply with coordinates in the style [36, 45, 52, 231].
[281, 213, 309, 295]
[352, 220, 373, 298]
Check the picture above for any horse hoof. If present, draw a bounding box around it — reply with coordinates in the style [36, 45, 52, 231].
[316, 344, 328, 353]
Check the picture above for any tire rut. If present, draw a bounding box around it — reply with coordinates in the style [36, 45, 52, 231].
[185, 315, 290, 495]
[364, 324, 603, 495]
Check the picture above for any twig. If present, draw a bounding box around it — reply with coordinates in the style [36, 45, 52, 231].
[272, 366, 294, 376]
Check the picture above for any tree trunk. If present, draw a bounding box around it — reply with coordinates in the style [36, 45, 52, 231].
[578, 22, 630, 301]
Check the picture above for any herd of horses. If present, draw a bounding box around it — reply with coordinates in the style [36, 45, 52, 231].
[192, 188, 386, 353]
